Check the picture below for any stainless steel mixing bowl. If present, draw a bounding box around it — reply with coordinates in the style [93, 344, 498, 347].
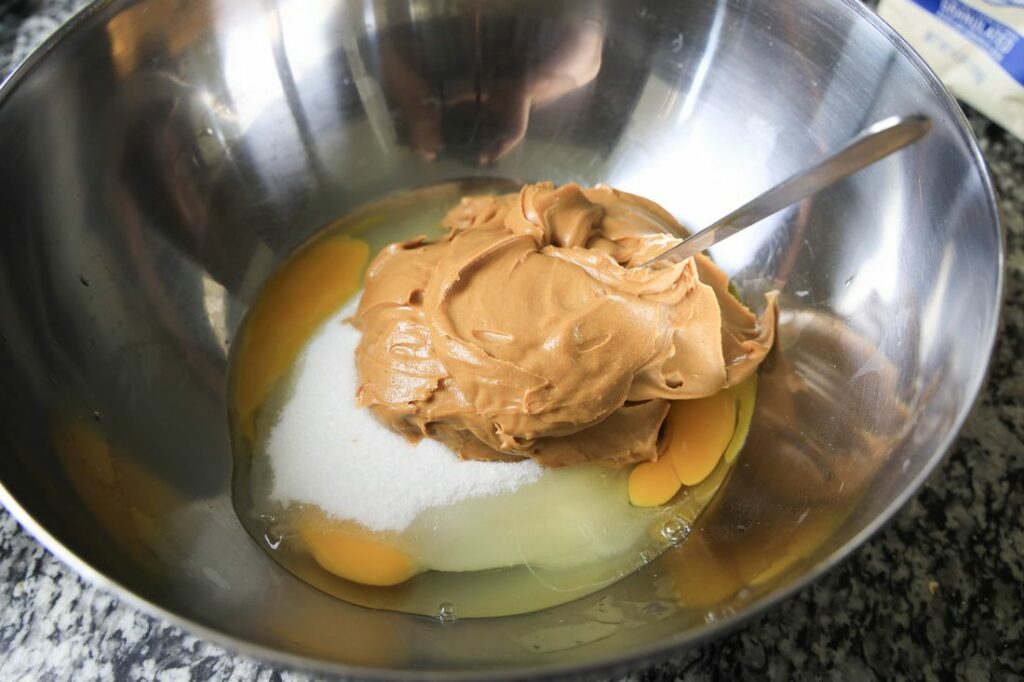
[0, 0, 1002, 678]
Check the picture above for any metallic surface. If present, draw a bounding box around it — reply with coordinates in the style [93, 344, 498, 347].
[646, 115, 933, 265]
[0, 0, 1001, 678]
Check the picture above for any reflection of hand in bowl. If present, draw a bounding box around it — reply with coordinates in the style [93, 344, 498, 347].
[0, 0, 1001, 678]
[378, 16, 604, 163]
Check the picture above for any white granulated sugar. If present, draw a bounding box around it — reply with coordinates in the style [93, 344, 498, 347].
[267, 298, 543, 532]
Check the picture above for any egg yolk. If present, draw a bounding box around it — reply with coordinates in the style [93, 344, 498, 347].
[628, 388, 740, 507]
[295, 508, 420, 587]
[628, 452, 682, 507]
[231, 236, 369, 441]
[668, 390, 739, 486]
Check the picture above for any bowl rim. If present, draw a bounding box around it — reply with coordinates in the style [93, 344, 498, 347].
[0, 0, 1004, 679]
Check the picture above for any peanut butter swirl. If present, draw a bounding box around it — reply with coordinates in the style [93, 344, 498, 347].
[354, 183, 777, 467]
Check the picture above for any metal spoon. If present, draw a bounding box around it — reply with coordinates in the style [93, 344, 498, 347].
[642, 114, 932, 267]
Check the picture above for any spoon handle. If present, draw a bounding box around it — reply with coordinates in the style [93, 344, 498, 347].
[642, 114, 932, 267]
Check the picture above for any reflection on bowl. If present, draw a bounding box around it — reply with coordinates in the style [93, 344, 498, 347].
[0, 0, 1000, 678]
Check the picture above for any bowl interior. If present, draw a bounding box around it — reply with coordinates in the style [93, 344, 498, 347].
[0, 0, 1000, 677]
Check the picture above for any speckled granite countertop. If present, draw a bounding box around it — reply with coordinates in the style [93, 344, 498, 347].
[1, 1, 1022, 680]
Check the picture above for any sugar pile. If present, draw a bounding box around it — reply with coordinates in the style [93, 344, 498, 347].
[266, 298, 544, 532]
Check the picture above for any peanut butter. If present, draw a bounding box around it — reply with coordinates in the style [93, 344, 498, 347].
[354, 182, 777, 467]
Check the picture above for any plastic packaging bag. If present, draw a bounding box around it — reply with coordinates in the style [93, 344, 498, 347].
[878, 0, 1024, 140]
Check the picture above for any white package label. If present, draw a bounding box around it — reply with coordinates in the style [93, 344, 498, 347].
[878, 0, 1024, 140]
